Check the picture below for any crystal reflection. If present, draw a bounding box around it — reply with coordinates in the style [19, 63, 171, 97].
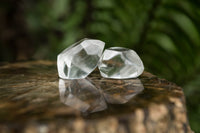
[59, 78, 107, 113]
[99, 78, 144, 104]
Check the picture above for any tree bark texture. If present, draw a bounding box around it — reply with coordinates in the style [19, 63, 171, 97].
[0, 61, 193, 133]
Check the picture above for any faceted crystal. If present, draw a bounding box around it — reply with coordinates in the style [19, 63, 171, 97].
[100, 78, 144, 104]
[59, 78, 107, 113]
[98, 47, 144, 79]
[57, 38, 105, 79]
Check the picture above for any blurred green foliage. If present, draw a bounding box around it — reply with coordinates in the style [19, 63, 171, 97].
[0, 0, 200, 132]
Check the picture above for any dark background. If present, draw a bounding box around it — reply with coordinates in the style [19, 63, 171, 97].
[0, 0, 200, 132]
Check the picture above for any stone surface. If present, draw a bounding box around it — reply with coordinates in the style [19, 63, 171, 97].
[57, 38, 105, 79]
[98, 47, 144, 79]
[0, 61, 193, 133]
[59, 78, 107, 114]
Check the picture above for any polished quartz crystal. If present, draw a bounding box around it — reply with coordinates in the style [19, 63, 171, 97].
[57, 38, 105, 79]
[59, 78, 107, 113]
[100, 78, 144, 104]
[98, 47, 144, 79]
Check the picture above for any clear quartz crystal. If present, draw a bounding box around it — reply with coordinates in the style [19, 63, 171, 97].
[57, 38, 105, 79]
[98, 47, 144, 79]
[59, 78, 107, 113]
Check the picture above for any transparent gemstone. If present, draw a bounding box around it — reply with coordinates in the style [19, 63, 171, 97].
[98, 47, 144, 79]
[57, 38, 105, 79]
[59, 78, 107, 113]
[100, 78, 144, 104]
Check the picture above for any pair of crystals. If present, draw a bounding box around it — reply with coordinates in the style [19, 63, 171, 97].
[57, 38, 144, 79]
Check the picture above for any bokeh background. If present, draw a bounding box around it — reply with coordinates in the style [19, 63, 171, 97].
[0, 0, 200, 131]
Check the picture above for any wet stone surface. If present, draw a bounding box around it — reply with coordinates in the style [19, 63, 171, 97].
[0, 61, 193, 133]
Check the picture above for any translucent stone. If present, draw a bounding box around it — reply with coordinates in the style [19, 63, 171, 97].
[98, 47, 144, 79]
[59, 78, 107, 113]
[57, 38, 105, 79]
[101, 78, 144, 104]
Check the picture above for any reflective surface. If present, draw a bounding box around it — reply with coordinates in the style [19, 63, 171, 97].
[100, 78, 144, 104]
[0, 61, 192, 133]
[59, 78, 107, 114]
[59, 78, 144, 113]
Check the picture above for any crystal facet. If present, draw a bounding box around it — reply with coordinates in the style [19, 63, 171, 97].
[57, 38, 105, 79]
[98, 47, 144, 79]
[59, 78, 107, 113]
